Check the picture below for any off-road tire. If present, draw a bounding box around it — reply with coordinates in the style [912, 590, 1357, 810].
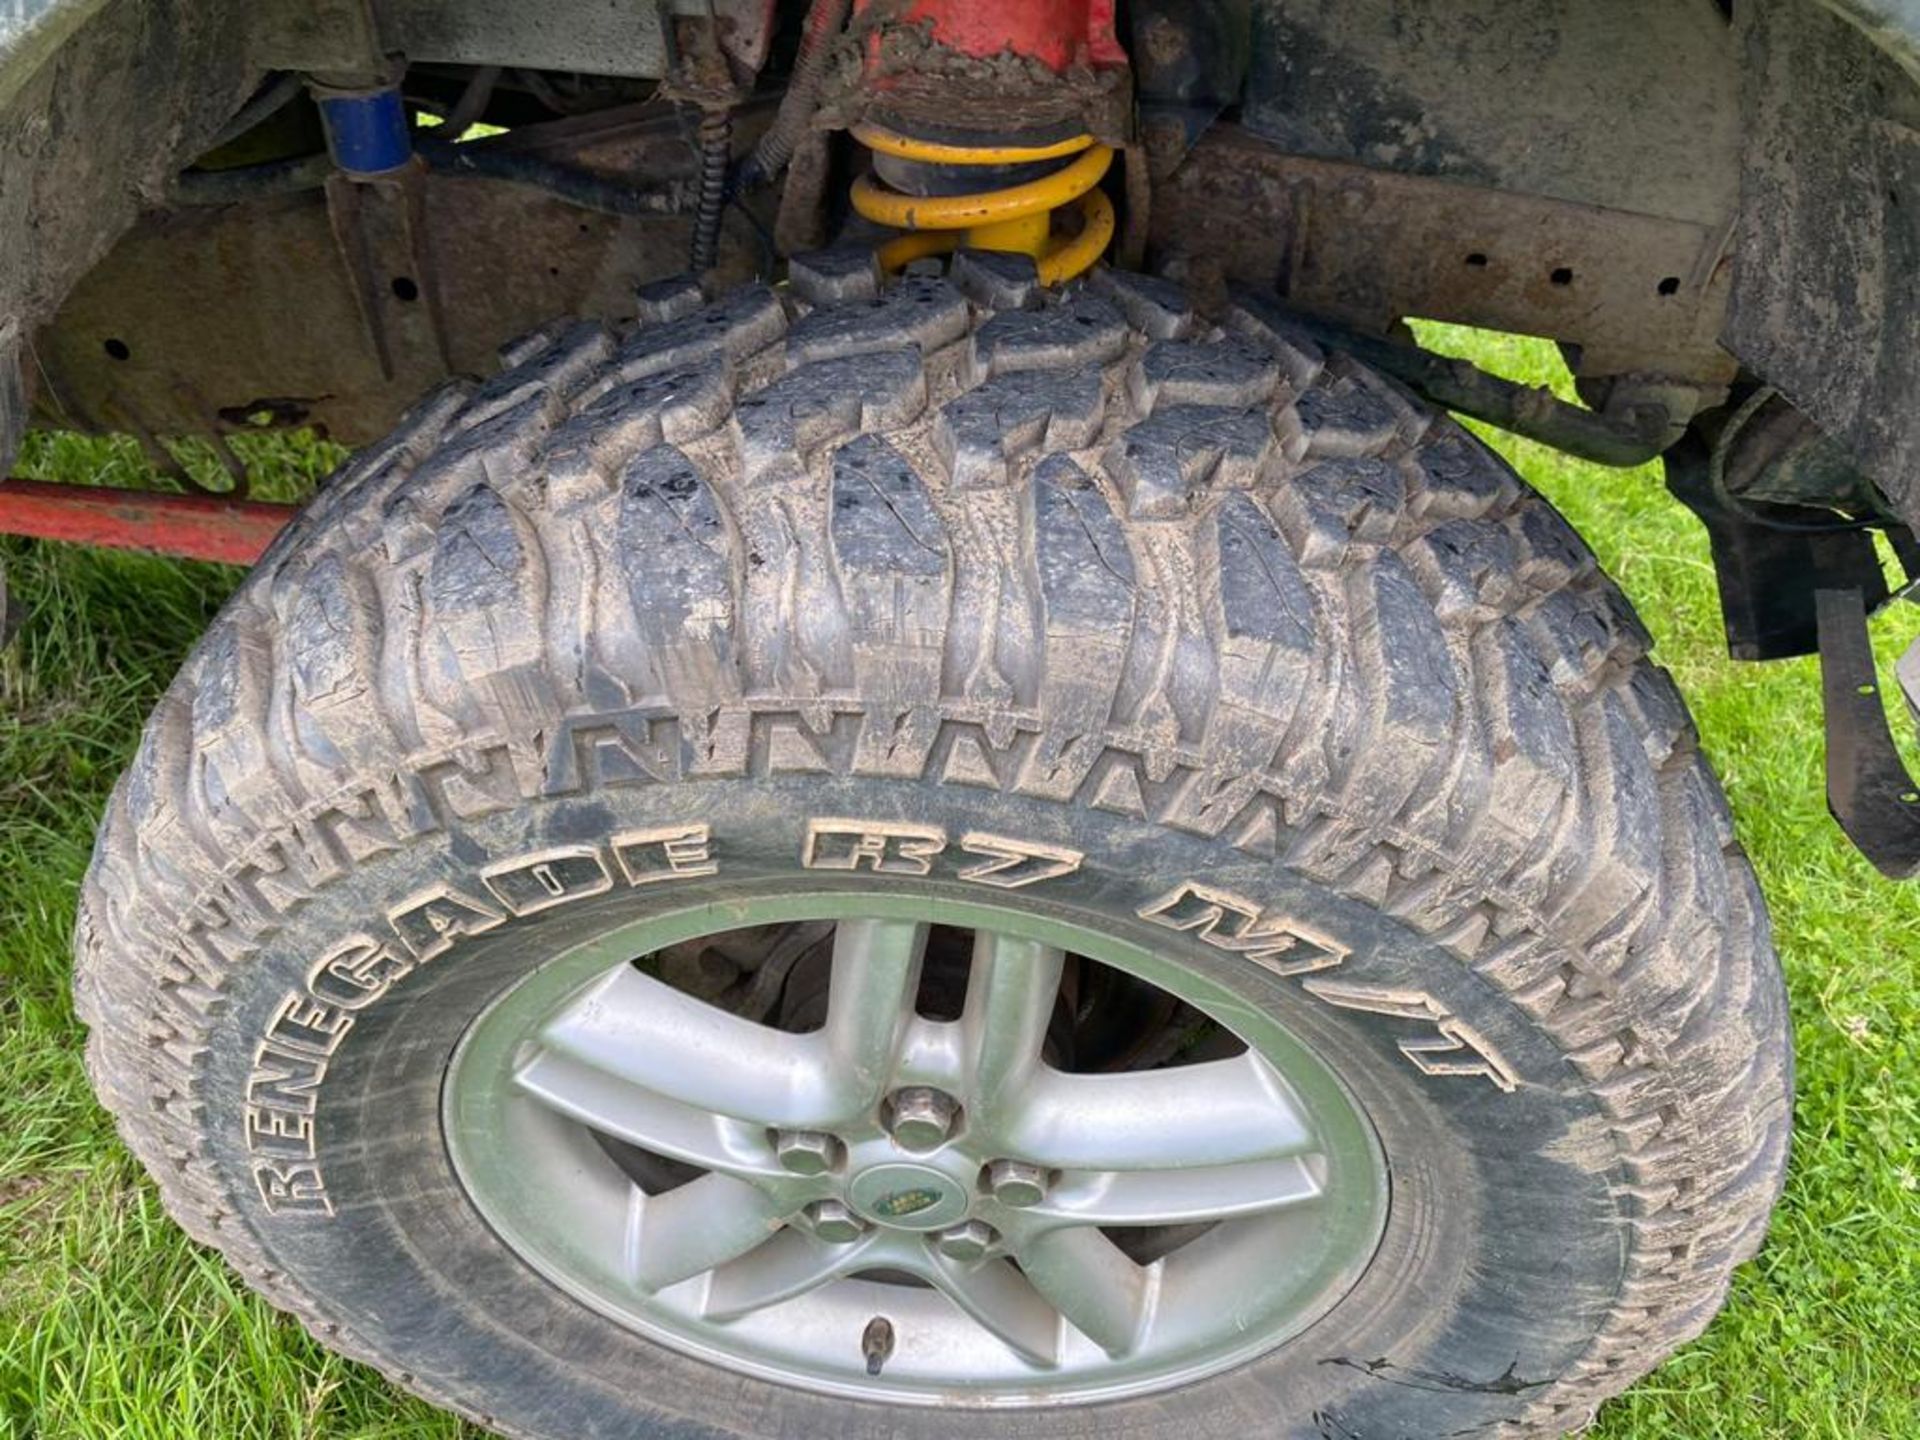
[74, 258, 1792, 1439]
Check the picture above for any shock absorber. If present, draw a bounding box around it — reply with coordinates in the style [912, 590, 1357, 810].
[848, 123, 1116, 286]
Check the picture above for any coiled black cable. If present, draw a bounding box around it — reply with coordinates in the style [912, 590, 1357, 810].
[733, 0, 850, 193]
[690, 108, 732, 271]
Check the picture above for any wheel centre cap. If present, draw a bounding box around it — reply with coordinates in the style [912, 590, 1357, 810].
[846, 1162, 971, 1231]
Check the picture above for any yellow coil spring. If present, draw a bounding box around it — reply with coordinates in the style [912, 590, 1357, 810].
[849, 123, 1115, 286]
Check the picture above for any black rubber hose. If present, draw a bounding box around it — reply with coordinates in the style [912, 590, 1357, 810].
[1286, 312, 1684, 468]
[734, 0, 851, 192]
[418, 139, 687, 216]
[170, 152, 335, 204]
[208, 71, 305, 152]
[171, 141, 687, 219]
[439, 66, 501, 138]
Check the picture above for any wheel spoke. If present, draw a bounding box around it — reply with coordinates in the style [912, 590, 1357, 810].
[961, 931, 1066, 1129]
[702, 1227, 879, 1321]
[924, 1256, 1062, 1367]
[1010, 1225, 1152, 1357]
[1003, 1051, 1312, 1171]
[629, 1174, 789, 1292]
[1033, 1156, 1323, 1227]
[514, 1048, 780, 1176]
[535, 965, 839, 1127]
[822, 918, 927, 1109]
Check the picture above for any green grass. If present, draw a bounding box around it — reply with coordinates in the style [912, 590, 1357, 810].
[2, 334, 1917, 1438]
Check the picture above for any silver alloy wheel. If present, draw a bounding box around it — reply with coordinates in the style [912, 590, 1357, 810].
[444, 894, 1387, 1406]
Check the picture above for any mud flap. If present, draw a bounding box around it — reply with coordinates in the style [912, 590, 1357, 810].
[1816, 586, 1920, 877]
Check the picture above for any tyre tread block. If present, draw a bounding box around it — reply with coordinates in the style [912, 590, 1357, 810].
[786, 275, 969, 367]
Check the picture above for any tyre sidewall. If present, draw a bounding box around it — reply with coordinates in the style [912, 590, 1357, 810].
[199, 761, 1623, 1439]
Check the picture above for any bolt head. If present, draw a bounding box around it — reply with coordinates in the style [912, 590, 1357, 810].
[986, 1159, 1048, 1208]
[888, 1087, 958, 1152]
[933, 1220, 997, 1264]
[775, 1130, 837, 1176]
[809, 1199, 867, 1245]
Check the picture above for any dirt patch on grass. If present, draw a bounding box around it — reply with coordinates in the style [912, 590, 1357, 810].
[0, 1173, 49, 1208]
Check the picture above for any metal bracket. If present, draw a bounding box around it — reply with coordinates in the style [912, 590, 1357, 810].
[310, 78, 451, 387]
[1666, 432, 1894, 661]
[322, 167, 451, 385]
[1815, 586, 1920, 878]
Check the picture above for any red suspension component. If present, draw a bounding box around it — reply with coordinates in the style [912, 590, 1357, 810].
[0, 1, 1136, 566]
[845, 0, 1132, 285]
[875, 0, 1126, 74]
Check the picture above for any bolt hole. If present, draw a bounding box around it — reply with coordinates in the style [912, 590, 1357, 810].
[1464, 252, 1489, 268]
[548, 265, 560, 278]
[390, 276, 420, 302]
[1550, 266, 1575, 287]
[1657, 276, 1681, 297]
[103, 337, 131, 361]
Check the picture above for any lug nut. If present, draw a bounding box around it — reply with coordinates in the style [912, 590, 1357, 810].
[809, 1199, 867, 1244]
[933, 1220, 997, 1264]
[888, 1087, 958, 1152]
[775, 1130, 838, 1176]
[986, 1159, 1049, 1208]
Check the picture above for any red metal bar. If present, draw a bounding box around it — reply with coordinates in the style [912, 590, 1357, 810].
[0, 478, 295, 565]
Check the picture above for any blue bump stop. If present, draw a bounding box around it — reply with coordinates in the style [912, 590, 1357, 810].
[317, 87, 411, 177]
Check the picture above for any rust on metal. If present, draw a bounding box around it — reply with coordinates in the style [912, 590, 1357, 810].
[839, 0, 1131, 144]
[883, 0, 1126, 74]
[1151, 125, 1739, 386]
[31, 100, 774, 456]
[0, 478, 293, 564]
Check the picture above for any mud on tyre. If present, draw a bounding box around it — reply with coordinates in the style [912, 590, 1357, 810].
[75, 258, 1791, 1439]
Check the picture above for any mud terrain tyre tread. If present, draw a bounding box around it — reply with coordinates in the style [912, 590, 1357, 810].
[75, 262, 1790, 1438]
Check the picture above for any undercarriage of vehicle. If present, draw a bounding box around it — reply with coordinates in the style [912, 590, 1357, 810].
[0, 2, 1905, 1436]
[7, 0, 1919, 873]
